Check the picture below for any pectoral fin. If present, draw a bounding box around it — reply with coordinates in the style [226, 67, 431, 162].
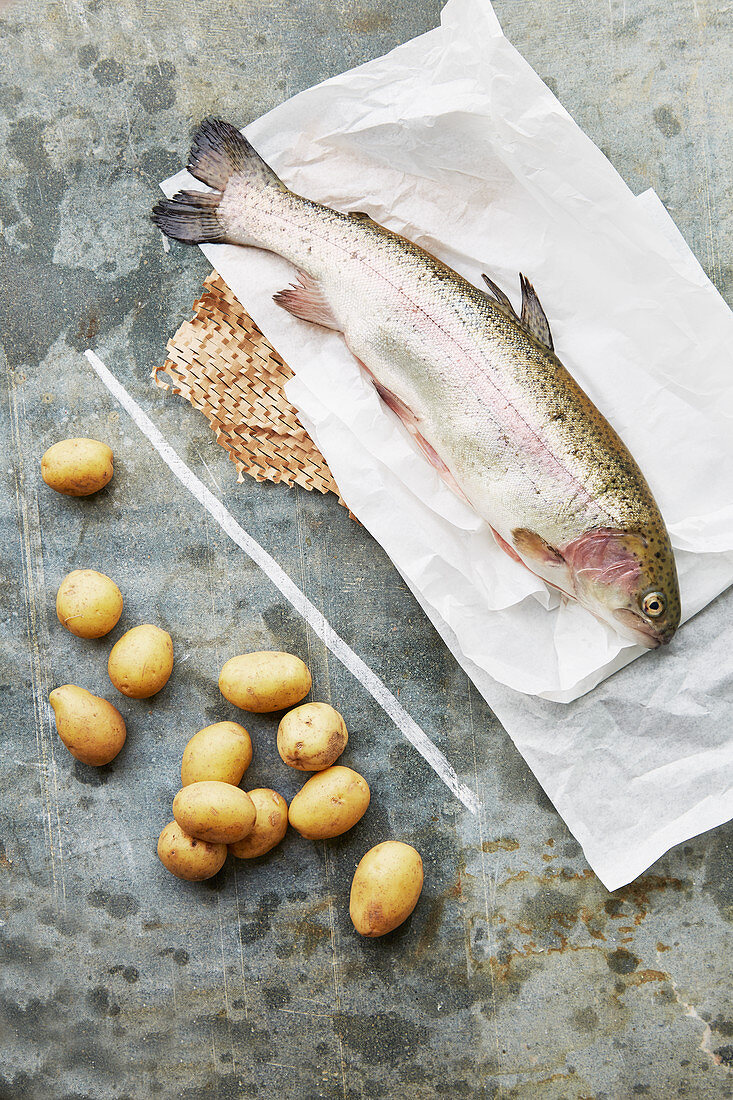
[512, 527, 565, 566]
[491, 526, 574, 597]
[511, 528, 574, 596]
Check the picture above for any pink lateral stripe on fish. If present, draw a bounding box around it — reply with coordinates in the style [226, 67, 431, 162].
[152, 118, 680, 650]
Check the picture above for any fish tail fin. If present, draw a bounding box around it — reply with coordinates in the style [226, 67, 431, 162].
[151, 118, 285, 245]
[151, 189, 225, 244]
[186, 117, 284, 192]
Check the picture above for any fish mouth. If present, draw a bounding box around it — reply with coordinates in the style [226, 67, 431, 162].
[612, 608, 669, 649]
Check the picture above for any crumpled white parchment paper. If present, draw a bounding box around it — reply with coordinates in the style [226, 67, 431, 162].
[162, 0, 733, 887]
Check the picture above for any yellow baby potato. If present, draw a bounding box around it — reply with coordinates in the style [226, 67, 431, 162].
[49, 684, 126, 766]
[277, 702, 348, 771]
[350, 841, 424, 937]
[288, 766, 370, 840]
[41, 438, 113, 496]
[181, 721, 253, 786]
[157, 820, 227, 881]
[56, 569, 123, 639]
[172, 781, 256, 845]
[108, 624, 173, 699]
[229, 789, 289, 859]
[219, 651, 311, 713]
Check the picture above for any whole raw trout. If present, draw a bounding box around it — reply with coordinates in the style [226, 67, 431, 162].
[153, 119, 680, 649]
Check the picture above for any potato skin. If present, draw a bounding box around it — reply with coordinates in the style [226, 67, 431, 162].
[229, 789, 289, 859]
[219, 652, 311, 713]
[350, 842, 424, 937]
[181, 722, 253, 786]
[56, 569, 123, 639]
[49, 684, 126, 766]
[172, 781, 257, 844]
[157, 820, 227, 881]
[108, 624, 173, 699]
[288, 766, 370, 840]
[277, 702, 348, 771]
[41, 438, 113, 496]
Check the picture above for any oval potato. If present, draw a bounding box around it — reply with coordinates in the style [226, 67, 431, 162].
[108, 624, 173, 699]
[172, 781, 256, 845]
[277, 702, 348, 771]
[288, 766, 370, 840]
[229, 789, 289, 859]
[49, 684, 126, 766]
[181, 721, 253, 786]
[350, 841, 424, 937]
[157, 820, 227, 881]
[56, 569, 123, 639]
[219, 651, 311, 713]
[41, 438, 113, 496]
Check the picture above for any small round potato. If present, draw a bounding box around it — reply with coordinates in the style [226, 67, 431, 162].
[350, 841, 424, 937]
[172, 781, 257, 845]
[157, 820, 227, 881]
[108, 624, 173, 699]
[41, 438, 113, 496]
[219, 651, 311, 713]
[229, 789, 289, 859]
[277, 702, 348, 771]
[49, 684, 126, 766]
[181, 721, 253, 787]
[288, 766, 370, 840]
[56, 569, 123, 638]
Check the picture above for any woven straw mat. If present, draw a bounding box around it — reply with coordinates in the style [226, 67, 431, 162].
[152, 272, 343, 502]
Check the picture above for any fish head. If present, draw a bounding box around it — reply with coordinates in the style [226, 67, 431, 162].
[563, 526, 681, 649]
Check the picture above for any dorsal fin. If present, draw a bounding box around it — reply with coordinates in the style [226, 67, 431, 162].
[481, 273, 516, 316]
[519, 273, 554, 351]
[481, 272, 555, 352]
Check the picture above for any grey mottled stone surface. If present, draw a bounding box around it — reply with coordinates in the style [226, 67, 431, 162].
[1, 1, 731, 1097]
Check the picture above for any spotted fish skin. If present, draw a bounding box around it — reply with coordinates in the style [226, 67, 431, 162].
[152, 119, 680, 648]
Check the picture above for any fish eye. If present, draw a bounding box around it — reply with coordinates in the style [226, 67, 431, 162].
[642, 592, 665, 618]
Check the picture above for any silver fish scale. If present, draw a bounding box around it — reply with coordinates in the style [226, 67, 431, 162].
[221, 181, 660, 550]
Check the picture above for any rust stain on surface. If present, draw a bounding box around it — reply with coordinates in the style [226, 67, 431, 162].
[544, 867, 595, 882]
[77, 312, 99, 343]
[482, 838, 520, 853]
[489, 940, 599, 983]
[625, 968, 670, 987]
[612, 874, 688, 924]
[481, 866, 690, 997]
[579, 907, 606, 941]
[501, 870, 530, 886]
[347, 11, 393, 32]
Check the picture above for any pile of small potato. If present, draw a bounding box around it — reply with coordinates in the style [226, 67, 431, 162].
[42, 437, 424, 938]
[160, 653, 424, 937]
[43, 439, 174, 766]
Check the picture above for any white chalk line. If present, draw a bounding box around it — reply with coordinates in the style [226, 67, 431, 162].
[84, 351, 480, 815]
